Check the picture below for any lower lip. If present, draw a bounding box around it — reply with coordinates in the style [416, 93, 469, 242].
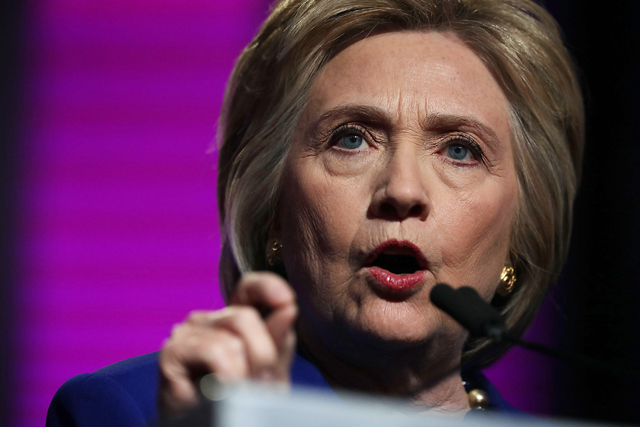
[367, 267, 426, 291]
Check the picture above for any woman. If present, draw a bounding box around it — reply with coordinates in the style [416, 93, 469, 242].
[47, 0, 584, 425]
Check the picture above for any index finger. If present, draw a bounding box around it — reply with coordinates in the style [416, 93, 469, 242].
[231, 272, 296, 312]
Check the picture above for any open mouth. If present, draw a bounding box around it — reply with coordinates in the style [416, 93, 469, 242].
[363, 239, 428, 274]
[364, 240, 427, 292]
[371, 253, 422, 275]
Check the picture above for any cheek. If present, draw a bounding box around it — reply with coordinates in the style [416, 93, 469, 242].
[436, 180, 517, 293]
[279, 163, 368, 289]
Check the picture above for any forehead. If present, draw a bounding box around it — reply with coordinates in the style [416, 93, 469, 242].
[305, 31, 510, 138]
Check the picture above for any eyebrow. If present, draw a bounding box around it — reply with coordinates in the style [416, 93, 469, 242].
[423, 113, 502, 151]
[306, 104, 392, 137]
[306, 105, 503, 150]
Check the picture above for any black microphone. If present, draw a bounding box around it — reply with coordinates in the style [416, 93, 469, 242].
[430, 283, 640, 380]
[430, 283, 507, 341]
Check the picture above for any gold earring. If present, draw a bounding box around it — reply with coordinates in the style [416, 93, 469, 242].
[496, 265, 516, 296]
[266, 238, 282, 267]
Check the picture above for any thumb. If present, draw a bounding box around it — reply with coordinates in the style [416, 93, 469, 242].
[232, 272, 295, 312]
[265, 304, 297, 381]
[231, 272, 298, 381]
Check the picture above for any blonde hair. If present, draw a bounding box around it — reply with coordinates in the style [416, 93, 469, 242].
[217, 0, 584, 362]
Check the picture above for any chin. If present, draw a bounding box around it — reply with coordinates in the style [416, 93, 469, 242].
[344, 299, 444, 349]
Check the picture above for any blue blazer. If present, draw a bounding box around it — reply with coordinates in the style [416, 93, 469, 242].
[47, 352, 516, 427]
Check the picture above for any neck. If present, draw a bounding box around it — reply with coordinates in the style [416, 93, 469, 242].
[297, 321, 470, 416]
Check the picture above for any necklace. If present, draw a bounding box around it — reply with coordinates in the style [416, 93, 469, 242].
[463, 380, 490, 410]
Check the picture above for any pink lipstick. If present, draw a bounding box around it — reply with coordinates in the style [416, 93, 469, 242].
[364, 240, 428, 292]
[368, 267, 426, 291]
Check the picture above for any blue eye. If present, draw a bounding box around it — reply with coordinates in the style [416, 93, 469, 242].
[447, 144, 471, 161]
[340, 134, 365, 150]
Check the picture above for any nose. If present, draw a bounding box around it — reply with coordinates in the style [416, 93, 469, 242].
[369, 144, 429, 220]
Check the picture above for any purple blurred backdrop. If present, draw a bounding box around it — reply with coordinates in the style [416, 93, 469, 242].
[16, 0, 557, 425]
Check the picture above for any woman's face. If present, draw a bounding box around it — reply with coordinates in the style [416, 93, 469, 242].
[279, 31, 517, 354]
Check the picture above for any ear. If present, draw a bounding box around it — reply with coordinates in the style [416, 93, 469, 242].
[504, 250, 514, 268]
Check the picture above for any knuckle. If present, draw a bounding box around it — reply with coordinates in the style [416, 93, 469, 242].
[201, 331, 245, 362]
[234, 306, 262, 324]
[224, 338, 246, 360]
[186, 310, 208, 323]
[168, 322, 198, 343]
[161, 338, 178, 356]
[206, 344, 248, 379]
[169, 322, 185, 338]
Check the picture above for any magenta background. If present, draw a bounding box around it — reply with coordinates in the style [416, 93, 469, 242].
[16, 1, 556, 425]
